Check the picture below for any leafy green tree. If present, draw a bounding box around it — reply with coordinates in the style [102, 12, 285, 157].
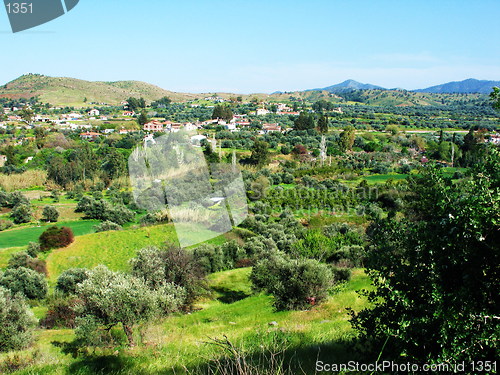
[42, 205, 59, 222]
[137, 110, 149, 126]
[249, 140, 270, 166]
[490, 86, 500, 110]
[151, 96, 171, 108]
[19, 106, 34, 125]
[293, 112, 315, 131]
[75, 265, 184, 346]
[55, 268, 89, 296]
[0, 286, 37, 352]
[102, 149, 126, 180]
[211, 104, 233, 122]
[250, 253, 333, 310]
[339, 125, 356, 152]
[317, 114, 329, 134]
[126, 97, 146, 112]
[11, 203, 32, 224]
[0, 267, 48, 300]
[130, 245, 204, 310]
[351, 149, 500, 364]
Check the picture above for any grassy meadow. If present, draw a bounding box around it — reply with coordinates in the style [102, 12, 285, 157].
[4, 268, 372, 375]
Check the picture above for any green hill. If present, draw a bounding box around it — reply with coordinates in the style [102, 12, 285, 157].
[0, 74, 199, 106]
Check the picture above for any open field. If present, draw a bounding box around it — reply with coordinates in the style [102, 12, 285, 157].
[45, 224, 238, 283]
[5, 268, 372, 375]
[0, 220, 100, 249]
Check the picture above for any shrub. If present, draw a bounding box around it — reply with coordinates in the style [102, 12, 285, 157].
[41, 205, 59, 222]
[40, 298, 78, 329]
[39, 226, 74, 251]
[250, 254, 333, 310]
[76, 196, 134, 225]
[0, 286, 37, 352]
[103, 204, 134, 225]
[0, 219, 13, 231]
[93, 220, 122, 232]
[55, 268, 89, 296]
[130, 245, 205, 310]
[11, 203, 32, 224]
[7, 252, 47, 275]
[7, 252, 31, 269]
[331, 266, 352, 283]
[0, 267, 48, 300]
[1, 191, 29, 209]
[26, 242, 41, 257]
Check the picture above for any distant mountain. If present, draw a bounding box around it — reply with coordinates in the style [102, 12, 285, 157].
[309, 79, 386, 93]
[415, 78, 500, 94]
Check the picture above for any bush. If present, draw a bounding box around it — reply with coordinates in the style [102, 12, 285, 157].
[0, 286, 37, 352]
[7, 252, 31, 269]
[131, 245, 206, 310]
[0, 219, 13, 231]
[76, 196, 135, 225]
[0, 191, 29, 209]
[11, 203, 32, 224]
[250, 254, 333, 310]
[55, 268, 89, 296]
[331, 266, 352, 283]
[7, 252, 48, 275]
[0, 267, 48, 300]
[40, 298, 77, 329]
[103, 204, 135, 225]
[39, 226, 74, 251]
[26, 242, 41, 257]
[93, 220, 122, 232]
[41, 205, 59, 222]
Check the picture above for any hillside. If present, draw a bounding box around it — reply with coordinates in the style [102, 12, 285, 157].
[0, 74, 200, 106]
[414, 78, 500, 94]
[0, 74, 495, 107]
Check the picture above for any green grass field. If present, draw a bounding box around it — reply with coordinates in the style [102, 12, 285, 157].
[6, 268, 372, 375]
[45, 224, 178, 282]
[45, 224, 238, 283]
[0, 220, 100, 250]
[361, 173, 409, 184]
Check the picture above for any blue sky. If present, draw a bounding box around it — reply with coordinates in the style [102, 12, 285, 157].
[1, 0, 499, 93]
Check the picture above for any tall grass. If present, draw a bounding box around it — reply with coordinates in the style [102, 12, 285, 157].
[0, 170, 47, 191]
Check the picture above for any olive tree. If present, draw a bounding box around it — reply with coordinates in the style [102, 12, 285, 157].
[0, 267, 48, 300]
[75, 265, 185, 346]
[0, 286, 37, 352]
[41, 205, 59, 222]
[250, 253, 333, 311]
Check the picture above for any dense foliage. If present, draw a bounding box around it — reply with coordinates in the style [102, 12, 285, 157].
[0, 287, 37, 352]
[39, 226, 74, 251]
[351, 147, 500, 364]
[251, 253, 333, 310]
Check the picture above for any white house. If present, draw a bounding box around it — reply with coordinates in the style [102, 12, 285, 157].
[88, 109, 100, 116]
[184, 122, 198, 132]
[190, 134, 207, 147]
[256, 108, 270, 116]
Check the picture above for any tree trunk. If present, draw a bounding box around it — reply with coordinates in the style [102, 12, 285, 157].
[123, 324, 135, 347]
